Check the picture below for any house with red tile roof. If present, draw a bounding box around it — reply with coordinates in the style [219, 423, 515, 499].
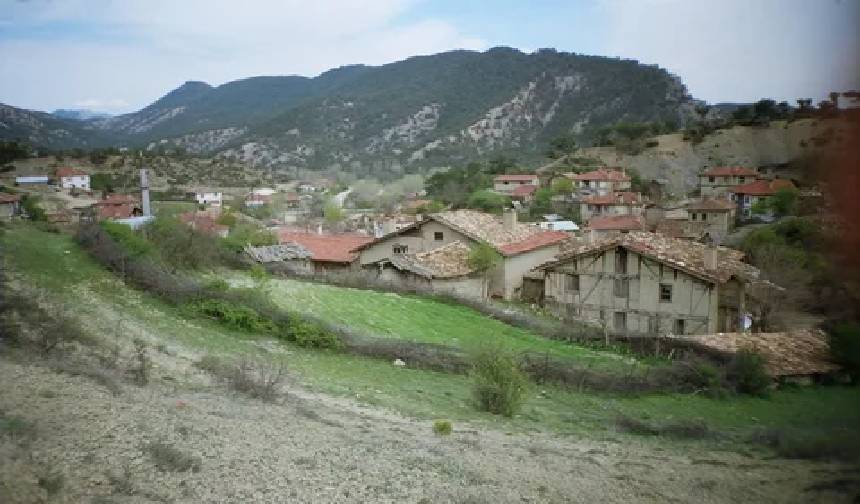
[580, 191, 646, 222]
[584, 214, 646, 239]
[493, 174, 540, 194]
[729, 179, 797, 218]
[93, 194, 141, 220]
[0, 192, 22, 221]
[277, 230, 374, 274]
[698, 166, 758, 196]
[355, 209, 568, 299]
[510, 184, 538, 202]
[565, 168, 631, 196]
[55, 167, 90, 190]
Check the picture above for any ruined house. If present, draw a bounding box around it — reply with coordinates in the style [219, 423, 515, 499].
[356, 209, 568, 300]
[535, 232, 763, 336]
[683, 198, 736, 239]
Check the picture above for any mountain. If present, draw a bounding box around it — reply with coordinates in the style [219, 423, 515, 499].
[1, 47, 702, 170]
[51, 109, 113, 121]
[0, 103, 116, 149]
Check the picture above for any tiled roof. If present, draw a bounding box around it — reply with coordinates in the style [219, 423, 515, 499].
[667, 330, 839, 377]
[0, 192, 21, 203]
[55, 167, 88, 178]
[702, 166, 758, 177]
[278, 230, 373, 263]
[178, 212, 229, 236]
[685, 198, 736, 211]
[655, 219, 708, 240]
[569, 168, 630, 182]
[432, 210, 567, 257]
[585, 215, 645, 231]
[95, 194, 138, 205]
[511, 184, 538, 196]
[581, 191, 644, 206]
[730, 179, 796, 196]
[494, 174, 538, 182]
[388, 240, 476, 279]
[94, 194, 140, 220]
[546, 231, 758, 284]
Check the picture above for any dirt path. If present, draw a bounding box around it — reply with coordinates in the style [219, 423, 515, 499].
[1, 348, 855, 504]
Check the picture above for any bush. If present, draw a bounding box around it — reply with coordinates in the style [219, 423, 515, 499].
[287, 320, 341, 349]
[145, 217, 221, 270]
[192, 298, 277, 333]
[727, 349, 771, 396]
[470, 343, 529, 417]
[143, 441, 201, 473]
[750, 428, 860, 462]
[196, 355, 286, 401]
[829, 322, 860, 384]
[433, 420, 453, 436]
[100, 221, 154, 258]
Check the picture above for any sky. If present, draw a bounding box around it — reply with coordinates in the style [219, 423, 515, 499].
[1, 0, 858, 114]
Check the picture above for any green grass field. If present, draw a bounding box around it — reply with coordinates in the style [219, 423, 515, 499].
[4, 223, 859, 446]
[231, 274, 635, 371]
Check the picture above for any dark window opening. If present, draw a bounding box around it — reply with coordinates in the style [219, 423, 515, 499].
[659, 283, 672, 302]
[565, 274, 579, 292]
[615, 248, 627, 274]
[674, 319, 685, 334]
[434, 231, 444, 241]
[614, 311, 627, 331]
[614, 278, 628, 298]
[393, 245, 408, 254]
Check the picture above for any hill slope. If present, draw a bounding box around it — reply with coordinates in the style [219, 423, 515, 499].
[1, 47, 699, 169]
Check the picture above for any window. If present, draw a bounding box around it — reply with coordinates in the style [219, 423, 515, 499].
[691, 213, 697, 221]
[659, 283, 672, 303]
[614, 311, 627, 331]
[674, 319, 686, 334]
[565, 274, 580, 292]
[738, 177, 746, 183]
[708, 176, 715, 183]
[614, 278, 628, 298]
[434, 231, 444, 241]
[392, 244, 408, 254]
[648, 317, 659, 335]
[615, 248, 627, 274]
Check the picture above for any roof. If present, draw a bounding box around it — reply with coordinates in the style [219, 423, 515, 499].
[581, 191, 644, 206]
[55, 167, 88, 178]
[667, 330, 839, 377]
[655, 219, 708, 240]
[546, 231, 759, 284]
[0, 192, 21, 204]
[702, 166, 758, 177]
[15, 176, 48, 183]
[586, 215, 645, 231]
[730, 179, 796, 196]
[387, 241, 477, 279]
[278, 230, 373, 263]
[178, 212, 229, 236]
[511, 184, 538, 197]
[685, 198, 736, 211]
[94, 194, 140, 220]
[569, 168, 630, 182]
[95, 193, 138, 206]
[494, 174, 538, 182]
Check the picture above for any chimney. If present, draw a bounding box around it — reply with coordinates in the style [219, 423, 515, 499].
[382, 218, 397, 235]
[140, 168, 151, 216]
[503, 208, 517, 231]
[704, 244, 718, 270]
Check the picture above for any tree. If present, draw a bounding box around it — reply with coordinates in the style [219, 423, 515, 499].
[550, 177, 573, 195]
[545, 135, 577, 159]
[467, 190, 510, 213]
[829, 322, 860, 384]
[468, 241, 502, 299]
[769, 188, 799, 216]
[323, 202, 345, 224]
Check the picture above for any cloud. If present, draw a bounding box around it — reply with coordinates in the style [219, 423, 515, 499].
[0, 0, 486, 112]
[72, 97, 130, 112]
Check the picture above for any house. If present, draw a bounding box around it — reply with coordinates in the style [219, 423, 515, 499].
[654, 219, 709, 242]
[566, 168, 631, 196]
[93, 194, 141, 220]
[510, 184, 538, 203]
[684, 198, 737, 239]
[55, 167, 90, 190]
[355, 209, 569, 300]
[178, 211, 229, 238]
[277, 230, 374, 274]
[194, 189, 223, 207]
[536, 232, 763, 335]
[245, 193, 272, 207]
[373, 241, 486, 298]
[729, 179, 797, 219]
[579, 192, 646, 222]
[284, 192, 300, 208]
[15, 176, 48, 185]
[698, 167, 758, 196]
[584, 215, 646, 239]
[493, 174, 540, 194]
[0, 192, 22, 221]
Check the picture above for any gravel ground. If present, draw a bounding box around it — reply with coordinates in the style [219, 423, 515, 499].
[1, 346, 857, 504]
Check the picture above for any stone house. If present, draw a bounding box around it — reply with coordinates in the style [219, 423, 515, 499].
[585, 215, 646, 240]
[729, 179, 797, 219]
[355, 209, 568, 300]
[372, 241, 485, 298]
[0, 192, 22, 221]
[579, 191, 646, 222]
[566, 168, 631, 196]
[55, 167, 90, 190]
[698, 167, 757, 196]
[535, 232, 762, 335]
[277, 230, 374, 275]
[684, 198, 736, 239]
[493, 174, 540, 194]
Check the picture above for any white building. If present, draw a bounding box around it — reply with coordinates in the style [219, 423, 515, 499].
[195, 190, 223, 206]
[55, 167, 90, 190]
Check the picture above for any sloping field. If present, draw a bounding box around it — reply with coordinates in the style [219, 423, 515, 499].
[238, 274, 633, 371]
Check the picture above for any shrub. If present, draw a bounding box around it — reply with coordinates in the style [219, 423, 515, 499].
[143, 441, 201, 473]
[37, 469, 65, 496]
[192, 299, 276, 333]
[129, 338, 152, 386]
[829, 322, 860, 384]
[470, 343, 529, 417]
[727, 349, 771, 396]
[433, 420, 453, 436]
[288, 320, 341, 349]
[196, 355, 287, 401]
[750, 428, 860, 462]
[100, 221, 154, 258]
